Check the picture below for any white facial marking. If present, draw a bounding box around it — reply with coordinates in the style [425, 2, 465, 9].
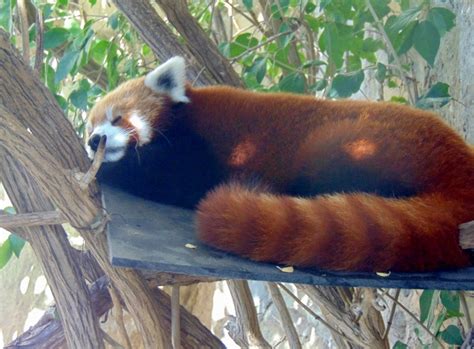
[145, 56, 190, 103]
[87, 121, 130, 162]
[129, 112, 152, 145]
[105, 106, 113, 121]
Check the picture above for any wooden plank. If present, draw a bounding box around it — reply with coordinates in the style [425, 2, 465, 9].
[103, 185, 474, 290]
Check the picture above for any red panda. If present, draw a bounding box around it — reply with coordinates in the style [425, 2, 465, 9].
[87, 57, 474, 272]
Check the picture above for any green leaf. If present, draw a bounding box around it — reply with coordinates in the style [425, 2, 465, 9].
[3, 207, 16, 215]
[375, 62, 387, 83]
[9, 234, 25, 258]
[385, 16, 417, 55]
[43, 28, 70, 49]
[369, 0, 390, 18]
[108, 12, 120, 30]
[392, 341, 408, 349]
[416, 82, 451, 109]
[388, 5, 422, 33]
[425, 82, 450, 98]
[413, 21, 440, 66]
[278, 72, 305, 93]
[89, 0, 97, 5]
[0, 0, 12, 32]
[419, 290, 435, 324]
[90, 40, 110, 64]
[305, 1, 316, 13]
[55, 48, 80, 83]
[243, 0, 252, 11]
[427, 7, 455, 36]
[248, 58, 267, 83]
[70, 88, 88, 110]
[328, 70, 364, 98]
[0, 239, 13, 269]
[278, 0, 290, 14]
[440, 325, 463, 345]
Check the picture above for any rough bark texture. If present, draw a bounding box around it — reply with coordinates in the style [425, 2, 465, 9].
[0, 30, 167, 349]
[155, 0, 243, 87]
[299, 286, 388, 349]
[7, 276, 226, 349]
[113, 0, 241, 87]
[226, 280, 271, 348]
[0, 152, 104, 349]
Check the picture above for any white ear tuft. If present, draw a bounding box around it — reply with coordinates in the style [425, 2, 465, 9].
[144, 56, 189, 103]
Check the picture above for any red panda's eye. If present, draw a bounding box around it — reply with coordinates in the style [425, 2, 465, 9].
[111, 115, 122, 125]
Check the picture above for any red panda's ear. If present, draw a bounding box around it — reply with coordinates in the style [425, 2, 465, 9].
[144, 56, 190, 103]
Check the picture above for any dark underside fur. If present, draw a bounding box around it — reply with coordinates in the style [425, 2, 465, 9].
[97, 122, 224, 209]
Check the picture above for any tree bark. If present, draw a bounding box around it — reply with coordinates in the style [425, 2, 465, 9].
[0, 154, 104, 349]
[154, 0, 243, 87]
[0, 29, 169, 349]
[7, 276, 226, 349]
[112, 0, 222, 87]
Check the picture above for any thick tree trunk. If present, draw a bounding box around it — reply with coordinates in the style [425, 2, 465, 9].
[0, 30, 170, 348]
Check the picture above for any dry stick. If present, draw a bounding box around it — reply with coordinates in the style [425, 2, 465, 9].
[0, 210, 66, 229]
[267, 283, 302, 349]
[226, 280, 271, 348]
[108, 285, 133, 349]
[277, 283, 357, 346]
[78, 136, 106, 190]
[460, 291, 473, 329]
[382, 289, 400, 340]
[382, 290, 446, 348]
[34, 6, 44, 73]
[171, 285, 181, 349]
[365, 0, 415, 105]
[17, 0, 30, 63]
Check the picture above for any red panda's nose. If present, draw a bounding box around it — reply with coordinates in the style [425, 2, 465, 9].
[88, 134, 105, 151]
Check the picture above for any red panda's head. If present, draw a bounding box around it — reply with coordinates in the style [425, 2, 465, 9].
[86, 56, 189, 162]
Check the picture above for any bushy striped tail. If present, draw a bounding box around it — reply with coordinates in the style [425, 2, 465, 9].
[196, 183, 472, 272]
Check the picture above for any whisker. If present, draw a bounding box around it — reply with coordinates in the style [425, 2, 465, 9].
[152, 127, 171, 145]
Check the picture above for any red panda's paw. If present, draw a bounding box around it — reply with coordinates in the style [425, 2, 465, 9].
[196, 182, 281, 260]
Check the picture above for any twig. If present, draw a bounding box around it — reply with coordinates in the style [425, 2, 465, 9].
[382, 290, 446, 348]
[78, 135, 106, 190]
[0, 210, 66, 229]
[365, 0, 415, 105]
[460, 291, 472, 329]
[108, 284, 133, 349]
[171, 285, 181, 349]
[230, 30, 293, 63]
[226, 280, 271, 348]
[267, 283, 302, 349]
[34, 6, 44, 73]
[278, 283, 357, 346]
[382, 289, 400, 340]
[17, 0, 30, 64]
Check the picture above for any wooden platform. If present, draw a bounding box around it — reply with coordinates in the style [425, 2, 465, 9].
[103, 186, 474, 290]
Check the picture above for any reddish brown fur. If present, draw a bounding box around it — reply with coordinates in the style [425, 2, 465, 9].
[91, 81, 474, 272]
[186, 86, 474, 272]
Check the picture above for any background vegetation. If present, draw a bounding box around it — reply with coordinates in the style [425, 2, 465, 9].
[0, 0, 471, 348]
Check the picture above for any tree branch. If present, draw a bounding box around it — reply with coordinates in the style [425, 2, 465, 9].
[0, 210, 66, 229]
[6, 275, 226, 349]
[267, 283, 302, 349]
[154, 0, 243, 87]
[226, 280, 271, 348]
